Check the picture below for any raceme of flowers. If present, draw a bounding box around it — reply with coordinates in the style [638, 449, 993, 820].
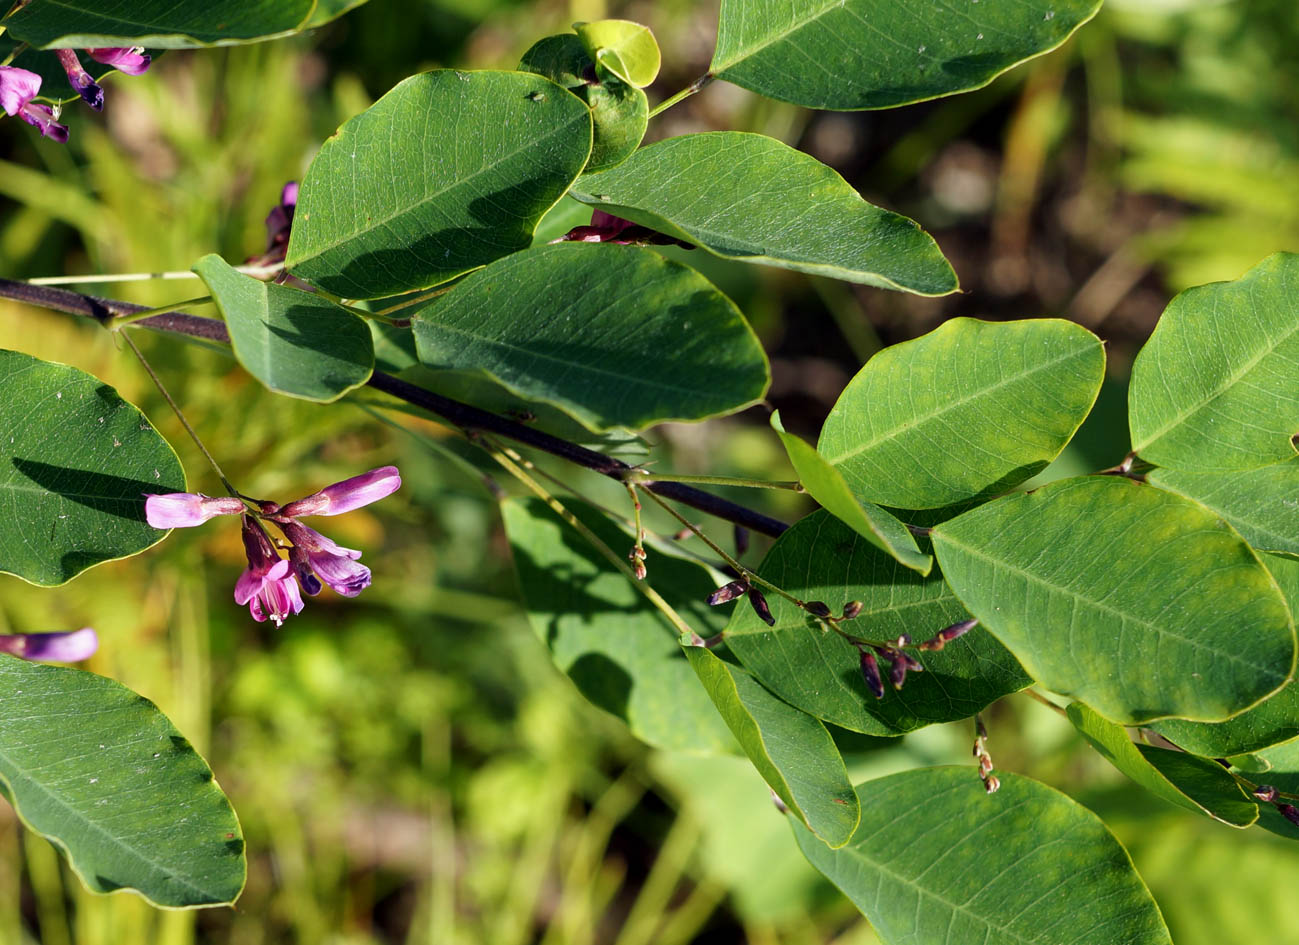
[0, 45, 150, 142]
[145, 466, 402, 626]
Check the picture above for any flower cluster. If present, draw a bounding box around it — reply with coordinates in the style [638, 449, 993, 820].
[145, 466, 401, 626]
[0, 46, 150, 142]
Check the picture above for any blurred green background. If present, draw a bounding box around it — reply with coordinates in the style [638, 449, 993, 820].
[2, 0, 1298, 942]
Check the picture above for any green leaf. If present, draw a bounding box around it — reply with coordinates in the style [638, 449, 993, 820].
[1248, 739, 1299, 840]
[501, 498, 735, 753]
[771, 412, 930, 573]
[794, 767, 1170, 945]
[572, 132, 956, 295]
[820, 318, 1105, 509]
[0, 656, 244, 907]
[932, 476, 1296, 725]
[1151, 554, 1299, 756]
[710, 0, 1103, 111]
[519, 35, 648, 173]
[1149, 458, 1299, 556]
[574, 20, 661, 88]
[1129, 252, 1299, 471]
[723, 510, 1029, 736]
[303, 0, 370, 29]
[685, 646, 859, 847]
[1067, 702, 1257, 827]
[285, 70, 592, 300]
[0, 351, 184, 586]
[6, 0, 313, 48]
[411, 243, 770, 432]
[194, 255, 374, 403]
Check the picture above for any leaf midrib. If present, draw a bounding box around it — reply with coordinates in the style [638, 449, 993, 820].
[712, 0, 851, 74]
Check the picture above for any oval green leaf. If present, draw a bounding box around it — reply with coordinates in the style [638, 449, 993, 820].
[1068, 702, 1257, 827]
[932, 476, 1296, 725]
[194, 255, 374, 402]
[1129, 252, 1299, 471]
[574, 20, 661, 88]
[710, 0, 1103, 111]
[411, 243, 770, 432]
[794, 767, 1171, 945]
[819, 318, 1105, 510]
[724, 511, 1029, 736]
[1248, 738, 1299, 840]
[0, 350, 185, 586]
[286, 70, 592, 299]
[0, 656, 244, 907]
[685, 646, 859, 847]
[572, 132, 956, 295]
[501, 497, 735, 753]
[771, 412, 930, 573]
[6, 0, 312, 48]
[1150, 458, 1299, 556]
[1151, 554, 1299, 756]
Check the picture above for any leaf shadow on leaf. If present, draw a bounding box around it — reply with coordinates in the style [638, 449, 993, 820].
[567, 652, 634, 722]
[267, 303, 371, 369]
[11, 458, 156, 523]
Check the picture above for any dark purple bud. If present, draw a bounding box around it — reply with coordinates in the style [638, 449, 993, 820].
[888, 655, 907, 690]
[898, 652, 924, 673]
[860, 651, 885, 699]
[54, 50, 103, 110]
[805, 600, 832, 618]
[288, 545, 323, 597]
[707, 580, 747, 606]
[1278, 803, 1299, 827]
[734, 525, 750, 557]
[919, 618, 979, 651]
[747, 588, 775, 626]
[1254, 785, 1279, 802]
[841, 600, 863, 619]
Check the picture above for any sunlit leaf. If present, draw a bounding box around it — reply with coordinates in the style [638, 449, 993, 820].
[1149, 458, 1299, 556]
[933, 476, 1295, 724]
[574, 19, 661, 88]
[5, 0, 313, 48]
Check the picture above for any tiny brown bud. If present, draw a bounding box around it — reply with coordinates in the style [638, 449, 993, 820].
[734, 524, 750, 557]
[978, 755, 994, 777]
[841, 600, 863, 619]
[770, 789, 788, 814]
[984, 774, 1001, 794]
[632, 559, 647, 581]
[805, 600, 832, 618]
[1278, 803, 1299, 827]
[747, 587, 776, 626]
[1254, 785, 1279, 802]
[707, 580, 747, 606]
[672, 527, 693, 541]
[860, 651, 885, 699]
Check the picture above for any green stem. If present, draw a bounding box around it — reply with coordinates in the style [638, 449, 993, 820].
[627, 468, 804, 491]
[370, 283, 458, 317]
[24, 263, 283, 286]
[109, 295, 212, 327]
[648, 73, 714, 120]
[120, 328, 239, 497]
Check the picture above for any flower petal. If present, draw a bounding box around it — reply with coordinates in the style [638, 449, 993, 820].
[0, 628, 98, 662]
[145, 492, 243, 528]
[86, 47, 152, 76]
[281, 466, 402, 517]
[0, 66, 41, 116]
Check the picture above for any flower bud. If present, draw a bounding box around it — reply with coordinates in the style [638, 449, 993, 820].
[734, 525, 750, 557]
[984, 774, 1001, 794]
[805, 601, 832, 618]
[747, 588, 775, 626]
[632, 559, 647, 581]
[860, 651, 885, 699]
[1278, 803, 1299, 827]
[887, 655, 907, 690]
[1254, 785, 1278, 803]
[918, 618, 979, 651]
[841, 600, 863, 619]
[707, 581, 747, 606]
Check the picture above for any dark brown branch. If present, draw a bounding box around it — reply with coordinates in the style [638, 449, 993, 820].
[0, 278, 789, 537]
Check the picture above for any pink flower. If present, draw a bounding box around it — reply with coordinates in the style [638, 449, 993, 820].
[86, 47, 152, 76]
[54, 49, 103, 111]
[280, 466, 402, 517]
[0, 66, 69, 142]
[145, 492, 245, 529]
[279, 521, 371, 598]
[0, 628, 98, 662]
[234, 516, 304, 626]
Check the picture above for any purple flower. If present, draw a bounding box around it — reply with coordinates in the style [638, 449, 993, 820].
[278, 520, 371, 598]
[145, 492, 245, 529]
[86, 47, 152, 76]
[234, 516, 303, 626]
[280, 466, 402, 518]
[0, 628, 98, 662]
[0, 66, 69, 142]
[54, 49, 103, 111]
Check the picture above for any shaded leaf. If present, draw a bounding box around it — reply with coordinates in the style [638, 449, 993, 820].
[710, 0, 1103, 111]
[412, 243, 769, 432]
[286, 70, 592, 299]
[819, 318, 1104, 510]
[685, 646, 859, 847]
[303, 0, 370, 29]
[771, 412, 930, 574]
[1129, 252, 1299, 471]
[1068, 702, 1257, 827]
[0, 351, 184, 586]
[1149, 458, 1299, 556]
[574, 19, 661, 88]
[932, 476, 1295, 724]
[723, 511, 1029, 736]
[0, 656, 244, 907]
[6, 0, 312, 48]
[794, 767, 1170, 945]
[501, 498, 735, 753]
[194, 255, 373, 402]
[572, 132, 956, 295]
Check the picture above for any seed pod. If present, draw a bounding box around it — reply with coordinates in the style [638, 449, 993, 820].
[805, 600, 832, 618]
[860, 651, 885, 699]
[1254, 785, 1279, 802]
[707, 580, 747, 606]
[918, 618, 979, 651]
[747, 587, 776, 626]
[1278, 803, 1299, 827]
[841, 600, 863, 620]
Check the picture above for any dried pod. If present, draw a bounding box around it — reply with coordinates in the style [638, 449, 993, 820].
[707, 580, 747, 606]
[1254, 785, 1279, 803]
[841, 600, 863, 620]
[805, 600, 832, 618]
[860, 651, 885, 699]
[734, 524, 750, 557]
[747, 587, 776, 626]
[1278, 803, 1299, 827]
